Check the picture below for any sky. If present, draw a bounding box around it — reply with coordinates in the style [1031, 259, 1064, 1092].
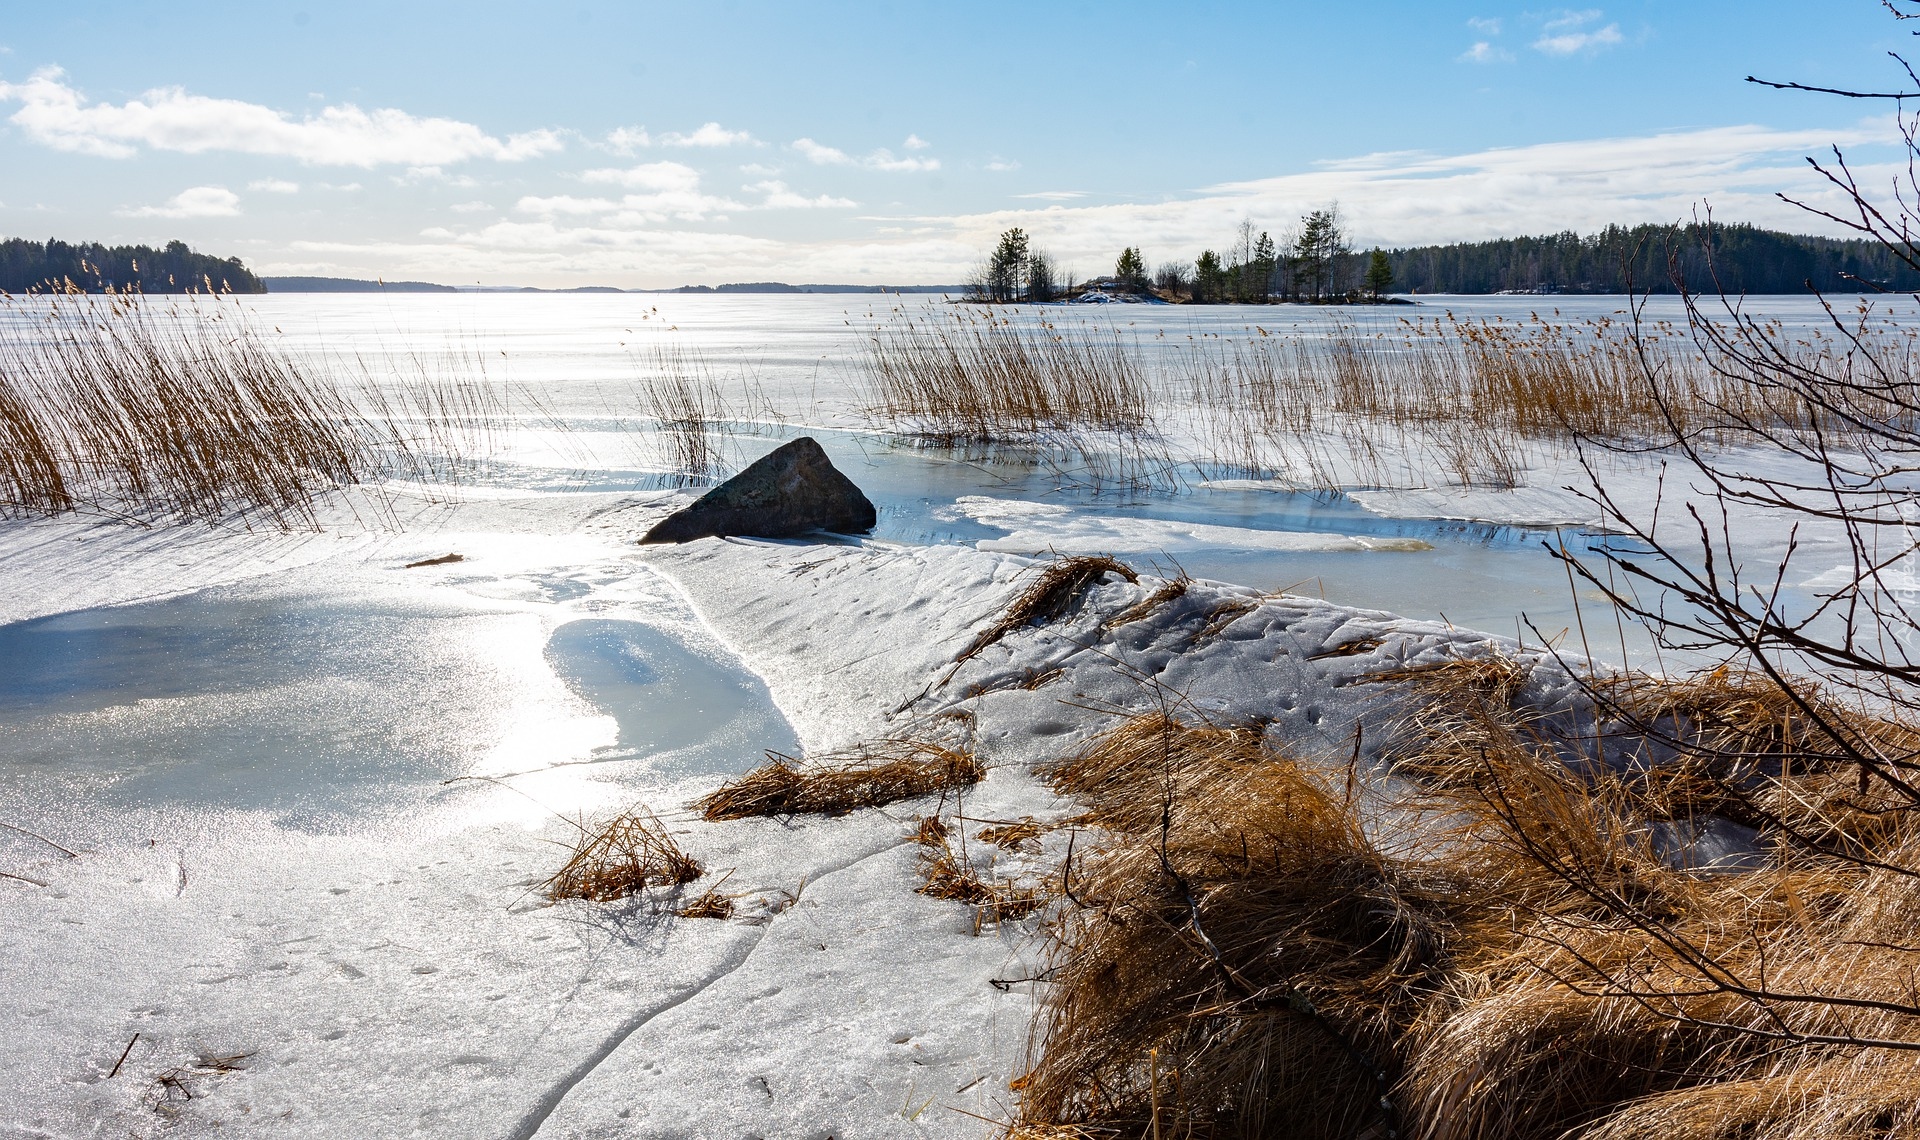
[0, 1, 1914, 287]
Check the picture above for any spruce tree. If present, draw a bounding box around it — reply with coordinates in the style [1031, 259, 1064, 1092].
[1365, 248, 1394, 300]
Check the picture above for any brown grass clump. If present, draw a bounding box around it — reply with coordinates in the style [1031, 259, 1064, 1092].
[674, 888, 735, 920]
[1013, 681, 1920, 1140]
[978, 817, 1046, 850]
[694, 740, 985, 821]
[956, 555, 1138, 668]
[917, 836, 1048, 924]
[544, 807, 703, 902]
[914, 815, 952, 846]
[1103, 574, 1190, 630]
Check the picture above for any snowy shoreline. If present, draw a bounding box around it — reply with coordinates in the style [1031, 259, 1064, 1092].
[0, 482, 1547, 1138]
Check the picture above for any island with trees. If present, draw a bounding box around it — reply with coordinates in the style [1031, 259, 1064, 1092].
[965, 212, 1920, 304]
[0, 238, 265, 295]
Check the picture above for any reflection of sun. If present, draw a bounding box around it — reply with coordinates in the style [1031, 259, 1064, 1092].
[460, 613, 621, 827]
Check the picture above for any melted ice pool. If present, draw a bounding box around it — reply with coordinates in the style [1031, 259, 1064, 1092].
[0, 575, 797, 828]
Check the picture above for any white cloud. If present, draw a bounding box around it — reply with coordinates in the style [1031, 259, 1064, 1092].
[904, 134, 930, 151]
[1533, 10, 1623, 55]
[744, 180, 856, 209]
[580, 161, 704, 192]
[118, 185, 241, 218]
[450, 201, 492, 213]
[257, 121, 1897, 288]
[393, 165, 478, 187]
[793, 137, 850, 165]
[1460, 41, 1514, 64]
[1468, 16, 1502, 34]
[659, 121, 756, 148]
[601, 126, 650, 154]
[247, 178, 299, 193]
[792, 136, 939, 172]
[986, 158, 1020, 172]
[0, 67, 563, 166]
[1014, 190, 1087, 201]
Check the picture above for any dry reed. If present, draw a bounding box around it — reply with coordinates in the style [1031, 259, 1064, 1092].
[1011, 660, 1920, 1139]
[544, 807, 703, 902]
[955, 555, 1138, 667]
[694, 740, 985, 821]
[0, 293, 497, 526]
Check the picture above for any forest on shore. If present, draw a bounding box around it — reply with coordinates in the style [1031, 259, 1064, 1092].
[0, 238, 265, 295]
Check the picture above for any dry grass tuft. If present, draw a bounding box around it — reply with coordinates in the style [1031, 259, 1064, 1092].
[978, 817, 1046, 850]
[1013, 670, 1920, 1140]
[404, 553, 464, 568]
[694, 740, 985, 821]
[674, 887, 735, 920]
[1103, 574, 1191, 630]
[956, 555, 1138, 668]
[917, 836, 1048, 924]
[915, 815, 952, 846]
[544, 807, 703, 902]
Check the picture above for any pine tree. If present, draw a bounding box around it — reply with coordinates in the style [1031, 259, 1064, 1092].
[1364, 248, 1394, 300]
[1115, 246, 1147, 291]
[987, 228, 1029, 302]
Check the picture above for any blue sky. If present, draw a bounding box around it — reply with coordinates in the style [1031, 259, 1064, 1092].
[0, 2, 1911, 286]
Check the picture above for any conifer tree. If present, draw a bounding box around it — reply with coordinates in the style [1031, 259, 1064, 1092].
[1364, 248, 1394, 300]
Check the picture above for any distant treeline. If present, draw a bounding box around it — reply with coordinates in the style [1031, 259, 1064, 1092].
[1, 238, 264, 294]
[1386, 224, 1920, 295]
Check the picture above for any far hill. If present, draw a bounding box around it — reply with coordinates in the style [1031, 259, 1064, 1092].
[264, 276, 457, 293]
[1, 238, 263, 294]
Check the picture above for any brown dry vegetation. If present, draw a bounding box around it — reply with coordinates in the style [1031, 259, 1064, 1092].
[0, 293, 497, 526]
[694, 740, 985, 821]
[543, 807, 703, 902]
[955, 555, 1138, 669]
[1009, 677, 1920, 1140]
[864, 311, 1152, 445]
[861, 307, 1911, 491]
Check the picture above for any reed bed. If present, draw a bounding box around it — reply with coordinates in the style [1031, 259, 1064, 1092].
[637, 346, 732, 484]
[0, 293, 497, 526]
[865, 311, 1151, 444]
[693, 740, 985, 821]
[862, 306, 1910, 492]
[1010, 667, 1920, 1139]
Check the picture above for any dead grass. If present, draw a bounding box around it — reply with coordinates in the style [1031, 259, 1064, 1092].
[1103, 574, 1190, 630]
[0, 292, 497, 526]
[674, 887, 736, 920]
[916, 834, 1049, 925]
[955, 555, 1138, 668]
[978, 817, 1046, 850]
[543, 807, 703, 902]
[638, 346, 731, 484]
[1011, 663, 1920, 1140]
[694, 740, 985, 821]
[864, 312, 1152, 445]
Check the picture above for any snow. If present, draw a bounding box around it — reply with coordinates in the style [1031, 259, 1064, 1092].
[1, 293, 1903, 1136]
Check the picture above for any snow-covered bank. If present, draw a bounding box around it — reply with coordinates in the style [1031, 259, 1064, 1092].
[0, 481, 1554, 1138]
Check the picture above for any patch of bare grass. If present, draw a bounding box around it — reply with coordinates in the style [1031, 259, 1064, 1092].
[1012, 664, 1920, 1139]
[694, 740, 985, 821]
[955, 555, 1138, 669]
[544, 807, 703, 902]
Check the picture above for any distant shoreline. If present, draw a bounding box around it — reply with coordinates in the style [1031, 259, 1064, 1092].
[262, 276, 965, 295]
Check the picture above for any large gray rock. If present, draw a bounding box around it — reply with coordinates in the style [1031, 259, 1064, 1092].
[638, 436, 878, 544]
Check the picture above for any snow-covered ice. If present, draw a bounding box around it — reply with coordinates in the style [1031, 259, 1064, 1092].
[2, 293, 1903, 1136]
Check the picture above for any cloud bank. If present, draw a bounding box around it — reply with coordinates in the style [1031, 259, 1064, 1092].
[0, 68, 561, 166]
